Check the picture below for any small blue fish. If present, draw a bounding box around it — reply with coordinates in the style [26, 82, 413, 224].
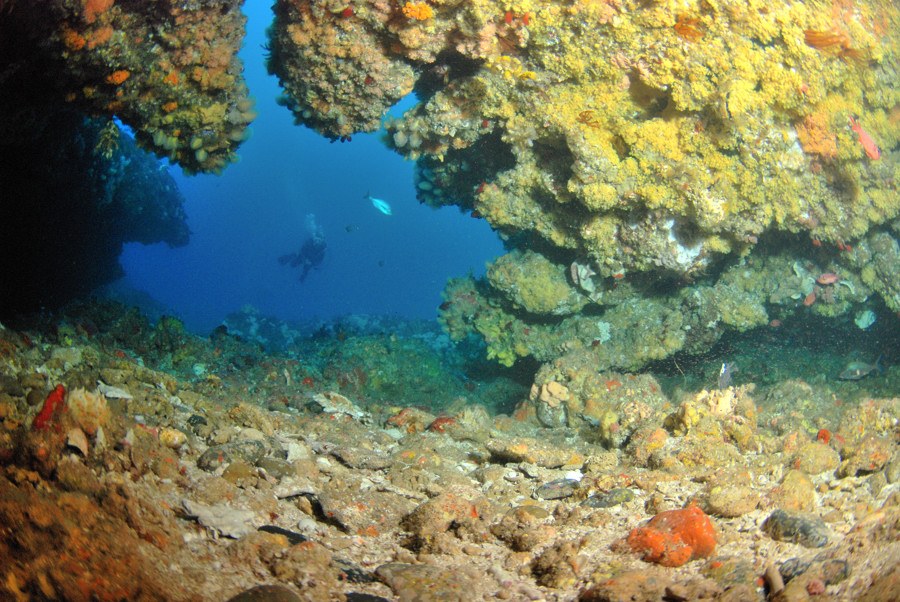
[364, 192, 392, 216]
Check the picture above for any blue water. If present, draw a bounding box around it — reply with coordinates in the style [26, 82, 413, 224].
[119, 1, 503, 334]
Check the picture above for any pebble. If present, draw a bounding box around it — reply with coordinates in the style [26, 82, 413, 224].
[225, 585, 302, 602]
[332, 446, 392, 470]
[535, 478, 579, 500]
[187, 414, 208, 427]
[762, 509, 830, 548]
[159, 427, 187, 450]
[376, 562, 480, 601]
[182, 499, 256, 538]
[769, 469, 816, 512]
[838, 435, 893, 478]
[309, 391, 369, 421]
[792, 441, 839, 475]
[345, 593, 392, 602]
[257, 525, 307, 545]
[197, 439, 266, 471]
[583, 487, 634, 508]
[486, 437, 584, 469]
[780, 556, 850, 585]
[705, 485, 760, 517]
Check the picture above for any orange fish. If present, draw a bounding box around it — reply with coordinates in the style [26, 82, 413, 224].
[848, 116, 880, 160]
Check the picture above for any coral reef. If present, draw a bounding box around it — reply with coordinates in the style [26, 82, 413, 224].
[266, 0, 418, 140]
[269, 0, 899, 373]
[0, 0, 252, 173]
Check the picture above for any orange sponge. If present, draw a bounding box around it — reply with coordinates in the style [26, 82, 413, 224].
[626, 505, 717, 567]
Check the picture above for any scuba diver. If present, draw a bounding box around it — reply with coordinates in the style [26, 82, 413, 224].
[278, 213, 326, 282]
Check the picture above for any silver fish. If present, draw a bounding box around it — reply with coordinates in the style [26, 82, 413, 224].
[717, 362, 734, 389]
[364, 191, 392, 215]
[838, 356, 882, 380]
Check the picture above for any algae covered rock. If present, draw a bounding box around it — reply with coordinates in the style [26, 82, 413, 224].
[487, 250, 587, 316]
[267, 0, 900, 377]
[0, 0, 253, 173]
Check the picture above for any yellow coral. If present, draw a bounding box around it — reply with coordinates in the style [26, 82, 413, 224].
[795, 111, 837, 159]
[402, 2, 433, 21]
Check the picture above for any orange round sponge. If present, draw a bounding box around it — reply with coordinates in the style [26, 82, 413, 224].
[626, 505, 717, 567]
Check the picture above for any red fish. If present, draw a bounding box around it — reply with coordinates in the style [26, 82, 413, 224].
[849, 116, 880, 160]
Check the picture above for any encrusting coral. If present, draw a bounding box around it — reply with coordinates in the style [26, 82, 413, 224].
[269, 0, 898, 373]
[0, 0, 253, 173]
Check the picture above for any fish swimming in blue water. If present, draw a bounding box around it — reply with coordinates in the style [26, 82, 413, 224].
[365, 192, 392, 216]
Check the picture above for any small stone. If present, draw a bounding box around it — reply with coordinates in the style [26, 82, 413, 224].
[222, 460, 256, 484]
[182, 499, 256, 538]
[225, 585, 303, 602]
[838, 435, 892, 478]
[486, 437, 584, 469]
[583, 487, 635, 508]
[332, 447, 392, 470]
[257, 525, 307, 545]
[535, 478, 579, 500]
[94, 426, 107, 452]
[159, 427, 187, 450]
[769, 469, 816, 512]
[309, 391, 369, 421]
[376, 562, 482, 601]
[197, 439, 266, 471]
[762, 509, 830, 548]
[187, 414, 208, 427]
[792, 442, 839, 475]
[706, 485, 760, 518]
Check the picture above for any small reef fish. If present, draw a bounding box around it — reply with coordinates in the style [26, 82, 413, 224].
[717, 362, 734, 389]
[838, 356, 882, 380]
[365, 192, 392, 215]
[848, 116, 880, 161]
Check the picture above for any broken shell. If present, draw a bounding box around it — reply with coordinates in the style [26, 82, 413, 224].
[159, 427, 188, 450]
[66, 427, 89, 456]
[94, 426, 108, 452]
